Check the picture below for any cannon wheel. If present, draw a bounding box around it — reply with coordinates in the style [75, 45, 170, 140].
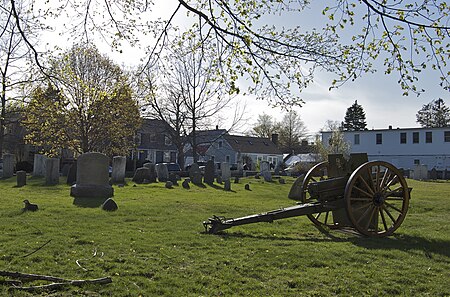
[301, 161, 339, 228]
[344, 161, 410, 237]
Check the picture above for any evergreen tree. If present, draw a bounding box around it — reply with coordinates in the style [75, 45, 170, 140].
[343, 100, 367, 131]
[416, 99, 450, 128]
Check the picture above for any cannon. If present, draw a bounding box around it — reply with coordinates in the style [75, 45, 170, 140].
[203, 153, 411, 237]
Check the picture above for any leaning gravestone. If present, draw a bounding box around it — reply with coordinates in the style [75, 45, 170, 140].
[132, 167, 151, 184]
[17, 171, 27, 187]
[66, 162, 77, 185]
[33, 154, 47, 177]
[45, 157, 60, 185]
[2, 153, 14, 178]
[155, 163, 169, 182]
[143, 163, 157, 183]
[288, 174, 305, 200]
[224, 179, 231, 191]
[203, 160, 215, 185]
[189, 163, 202, 185]
[221, 162, 231, 182]
[260, 161, 272, 182]
[70, 152, 113, 198]
[111, 156, 126, 184]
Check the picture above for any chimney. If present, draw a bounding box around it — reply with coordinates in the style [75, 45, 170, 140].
[389, 125, 392, 130]
[271, 133, 279, 145]
[216, 125, 219, 130]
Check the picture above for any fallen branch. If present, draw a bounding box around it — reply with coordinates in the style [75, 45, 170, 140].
[10, 277, 112, 292]
[0, 270, 67, 282]
[22, 239, 52, 258]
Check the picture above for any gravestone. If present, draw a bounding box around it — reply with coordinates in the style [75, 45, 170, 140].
[411, 164, 428, 180]
[132, 167, 151, 184]
[221, 162, 231, 182]
[143, 163, 157, 183]
[236, 161, 243, 175]
[203, 160, 215, 185]
[45, 158, 60, 185]
[61, 164, 71, 177]
[260, 161, 272, 182]
[168, 173, 179, 186]
[17, 171, 27, 187]
[224, 179, 231, 191]
[429, 168, 438, 180]
[33, 154, 47, 177]
[288, 174, 305, 200]
[2, 153, 14, 178]
[234, 177, 240, 184]
[189, 163, 202, 185]
[182, 179, 190, 189]
[155, 163, 169, 182]
[245, 183, 251, 191]
[66, 162, 77, 185]
[279, 178, 286, 184]
[102, 198, 118, 211]
[70, 152, 113, 199]
[165, 181, 173, 189]
[216, 176, 223, 184]
[111, 156, 126, 184]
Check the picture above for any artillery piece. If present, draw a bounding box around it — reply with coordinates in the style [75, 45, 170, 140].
[203, 153, 411, 237]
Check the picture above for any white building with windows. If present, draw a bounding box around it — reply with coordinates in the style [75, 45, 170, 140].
[321, 126, 450, 171]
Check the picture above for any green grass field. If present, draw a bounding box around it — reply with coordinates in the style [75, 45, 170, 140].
[0, 176, 449, 296]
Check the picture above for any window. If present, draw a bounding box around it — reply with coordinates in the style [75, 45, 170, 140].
[354, 134, 360, 145]
[164, 135, 172, 146]
[376, 133, 382, 145]
[400, 132, 407, 144]
[445, 131, 450, 142]
[226, 155, 230, 163]
[218, 140, 223, 148]
[413, 132, 419, 143]
[414, 159, 420, 165]
[426, 132, 432, 143]
[136, 133, 142, 145]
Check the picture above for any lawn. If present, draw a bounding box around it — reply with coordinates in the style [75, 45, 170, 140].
[0, 176, 449, 296]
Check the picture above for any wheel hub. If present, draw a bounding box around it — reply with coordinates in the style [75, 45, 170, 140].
[372, 192, 385, 207]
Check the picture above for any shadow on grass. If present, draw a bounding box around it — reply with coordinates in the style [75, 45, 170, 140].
[349, 234, 450, 258]
[209, 231, 347, 243]
[73, 197, 108, 208]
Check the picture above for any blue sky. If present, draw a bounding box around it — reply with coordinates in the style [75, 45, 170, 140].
[41, 0, 448, 136]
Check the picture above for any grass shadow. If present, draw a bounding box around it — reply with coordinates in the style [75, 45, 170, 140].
[73, 197, 108, 208]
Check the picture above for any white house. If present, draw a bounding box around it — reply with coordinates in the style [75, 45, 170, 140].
[321, 126, 450, 171]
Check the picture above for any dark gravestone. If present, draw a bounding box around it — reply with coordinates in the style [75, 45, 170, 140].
[66, 162, 77, 185]
[182, 179, 190, 189]
[156, 163, 169, 182]
[16, 171, 27, 187]
[234, 177, 240, 184]
[143, 163, 157, 183]
[279, 178, 286, 184]
[244, 184, 251, 191]
[102, 198, 118, 211]
[216, 176, 223, 184]
[429, 168, 438, 180]
[132, 167, 151, 184]
[288, 174, 305, 200]
[165, 181, 174, 189]
[168, 173, 179, 186]
[61, 164, 71, 177]
[45, 158, 60, 185]
[203, 160, 215, 185]
[224, 180, 231, 191]
[189, 163, 202, 185]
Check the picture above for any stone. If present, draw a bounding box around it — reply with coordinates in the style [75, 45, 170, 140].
[101, 198, 118, 211]
[260, 161, 272, 182]
[234, 177, 240, 184]
[16, 171, 27, 187]
[66, 162, 77, 185]
[189, 163, 202, 185]
[165, 181, 173, 189]
[216, 176, 223, 184]
[245, 183, 251, 191]
[155, 163, 169, 182]
[2, 153, 14, 178]
[254, 174, 260, 179]
[132, 167, 151, 184]
[70, 152, 114, 199]
[221, 162, 231, 182]
[45, 158, 60, 185]
[61, 164, 71, 176]
[288, 174, 305, 200]
[279, 178, 286, 184]
[182, 179, 190, 189]
[236, 161, 243, 175]
[429, 168, 438, 180]
[168, 173, 179, 186]
[33, 154, 47, 177]
[111, 156, 126, 184]
[224, 180, 231, 191]
[143, 163, 157, 183]
[411, 164, 428, 180]
[203, 160, 215, 185]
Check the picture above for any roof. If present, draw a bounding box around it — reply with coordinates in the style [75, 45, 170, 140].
[189, 129, 228, 145]
[224, 134, 282, 155]
[137, 118, 177, 150]
[321, 126, 450, 134]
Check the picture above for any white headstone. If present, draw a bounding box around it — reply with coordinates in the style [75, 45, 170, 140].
[33, 154, 47, 177]
[45, 158, 60, 185]
[111, 156, 126, 184]
[221, 162, 231, 182]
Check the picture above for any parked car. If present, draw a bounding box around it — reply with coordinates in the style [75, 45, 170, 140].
[164, 163, 182, 173]
[185, 161, 207, 171]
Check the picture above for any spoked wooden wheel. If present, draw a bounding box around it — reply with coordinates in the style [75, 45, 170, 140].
[345, 161, 410, 237]
[301, 161, 339, 228]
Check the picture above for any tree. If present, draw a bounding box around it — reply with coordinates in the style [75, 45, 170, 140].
[252, 113, 277, 139]
[277, 110, 308, 153]
[5, 1, 449, 107]
[416, 99, 450, 128]
[343, 100, 367, 131]
[315, 121, 350, 161]
[23, 44, 141, 157]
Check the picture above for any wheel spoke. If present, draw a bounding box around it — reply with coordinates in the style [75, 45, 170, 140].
[357, 175, 375, 195]
[380, 168, 392, 191]
[356, 205, 373, 225]
[353, 202, 372, 212]
[384, 186, 404, 197]
[382, 205, 397, 222]
[364, 206, 377, 231]
[375, 165, 381, 192]
[352, 185, 373, 198]
[384, 175, 399, 191]
[385, 201, 404, 214]
[350, 197, 372, 202]
[324, 211, 329, 224]
[380, 208, 389, 232]
[315, 212, 322, 220]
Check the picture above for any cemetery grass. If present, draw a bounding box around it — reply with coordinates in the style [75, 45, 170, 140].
[0, 177, 449, 296]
